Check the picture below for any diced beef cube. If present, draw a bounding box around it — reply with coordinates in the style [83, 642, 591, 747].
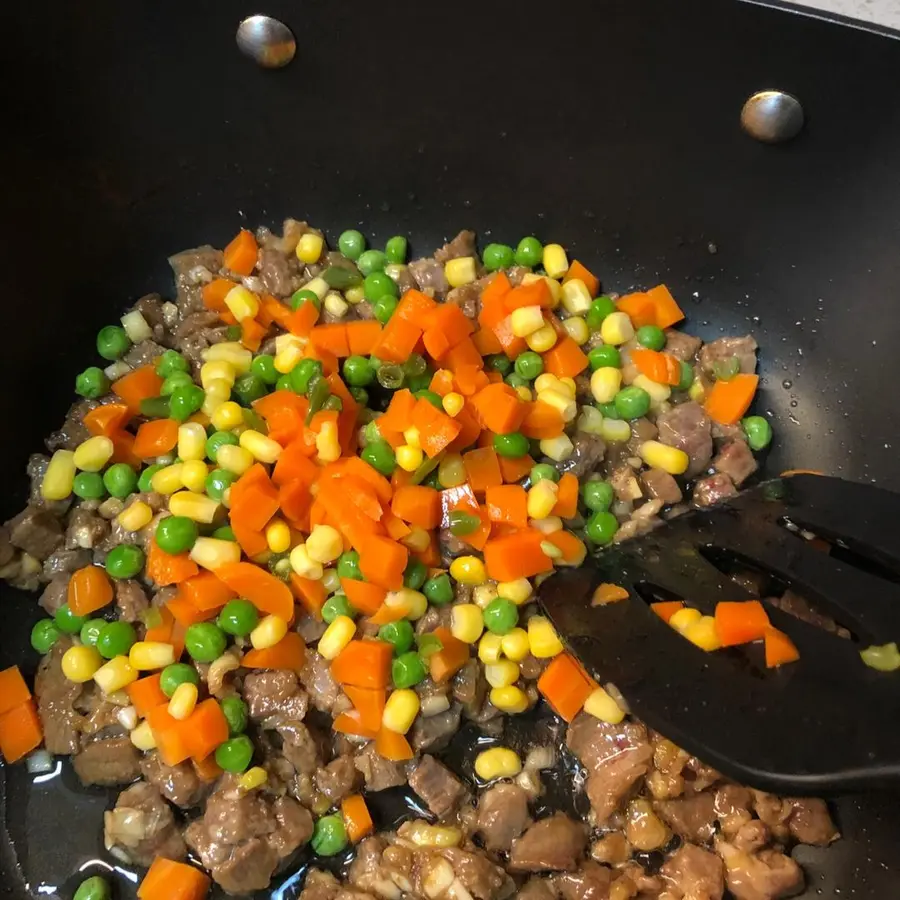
[693, 473, 738, 507]
[699, 335, 758, 376]
[656, 402, 713, 478]
[475, 783, 531, 852]
[508, 814, 587, 873]
[641, 468, 683, 504]
[408, 755, 466, 817]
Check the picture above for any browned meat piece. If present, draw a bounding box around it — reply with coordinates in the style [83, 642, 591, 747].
[656, 402, 713, 477]
[104, 781, 186, 866]
[124, 338, 167, 369]
[115, 579, 149, 623]
[140, 751, 206, 808]
[278, 721, 324, 776]
[591, 833, 630, 866]
[734, 820, 770, 853]
[299, 870, 340, 900]
[38, 575, 69, 614]
[300, 650, 340, 712]
[787, 798, 839, 846]
[609, 465, 643, 502]
[73, 737, 141, 786]
[244, 669, 309, 727]
[508, 814, 587, 873]
[7, 506, 63, 561]
[713, 440, 758, 486]
[439, 527, 470, 566]
[656, 792, 717, 842]
[409, 703, 461, 752]
[174, 310, 229, 367]
[693, 473, 738, 507]
[34, 638, 83, 754]
[555, 433, 606, 478]
[751, 792, 792, 841]
[665, 329, 703, 361]
[551, 862, 615, 900]
[474, 783, 531, 852]
[185, 774, 313, 894]
[409, 258, 449, 295]
[65, 506, 109, 550]
[447, 282, 482, 319]
[640, 469, 683, 504]
[715, 840, 803, 900]
[443, 846, 513, 899]
[714, 784, 754, 836]
[354, 742, 408, 791]
[258, 247, 295, 297]
[408, 755, 466, 817]
[660, 843, 724, 900]
[315, 755, 360, 804]
[516, 879, 556, 900]
[453, 659, 487, 717]
[45, 400, 96, 453]
[566, 714, 653, 824]
[699, 335, 758, 376]
[683, 756, 721, 794]
[767, 590, 849, 638]
[134, 293, 170, 339]
[434, 230, 477, 264]
[169, 245, 224, 314]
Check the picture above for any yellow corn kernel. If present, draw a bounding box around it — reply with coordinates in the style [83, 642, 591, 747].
[117, 501, 153, 533]
[639, 440, 690, 476]
[442, 392, 464, 418]
[224, 285, 259, 322]
[515, 385, 533, 402]
[537, 388, 577, 422]
[401, 589, 428, 620]
[168, 682, 199, 720]
[200, 360, 236, 389]
[129, 641, 176, 671]
[382, 688, 420, 735]
[176, 422, 206, 462]
[306, 525, 343, 564]
[522, 272, 562, 305]
[684, 615, 722, 652]
[315, 421, 341, 463]
[296, 232, 325, 264]
[497, 578, 532, 606]
[266, 518, 291, 554]
[577, 405, 605, 436]
[527, 481, 559, 519]
[668, 607, 703, 635]
[61, 645, 103, 683]
[584, 686, 626, 724]
[539, 434, 574, 462]
[324, 291, 349, 319]
[239, 430, 282, 464]
[485, 660, 520, 689]
[93, 655, 139, 694]
[473, 583, 499, 610]
[211, 402, 244, 434]
[345, 285, 365, 305]
[489, 685, 530, 714]
[531, 516, 563, 535]
[474, 746, 522, 781]
[130, 721, 157, 751]
[321, 567, 341, 594]
[403, 426, 421, 449]
[445, 256, 476, 288]
[203, 342, 252, 373]
[401, 527, 431, 553]
[151, 463, 184, 495]
[534, 373, 563, 394]
[169, 491, 220, 524]
[688, 380, 706, 403]
[404, 822, 462, 849]
[201, 380, 230, 418]
[541, 540, 563, 560]
[525, 323, 558, 353]
[449, 556, 487, 585]
[600, 311, 635, 346]
[384, 263, 408, 284]
[238, 766, 269, 792]
[528, 615, 564, 658]
[41, 450, 76, 501]
[250, 614, 289, 650]
[190, 536, 241, 570]
[632, 374, 672, 407]
[558, 377, 577, 397]
[273, 335, 306, 374]
[73, 436, 114, 472]
[590, 367, 623, 404]
[478, 633, 504, 664]
[290, 543, 324, 580]
[318, 615, 357, 660]
[450, 604, 484, 644]
[560, 279, 592, 315]
[542, 244, 569, 279]
[500, 627, 530, 661]
[378, 589, 416, 621]
[601, 418, 632, 443]
[396, 444, 424, 472]
[438, 454, 467, 488]
[510, 305, 545, 338]
[302, 276, 329, 301]
[562, 315, 590, 345]
[180, 459, 209, 493]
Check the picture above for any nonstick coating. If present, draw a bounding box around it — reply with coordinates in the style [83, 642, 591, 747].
[2, 0, 900, 897]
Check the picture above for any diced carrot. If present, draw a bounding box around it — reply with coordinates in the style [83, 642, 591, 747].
[0, 700, 43, 763]
[616, 292, 657, 328]
[429, 369, 456, 397]
[446, 405, 482, 453]
[395, 289, 438, 325]
[290, 573, 327, 619]
[345, 320, 383, 356]
[286, 300, 320, 337]
[714, 599, 771, 646]
[462, 447, 503, 493]
[337, 457, 394, 504]
[552, 473, 579, 519]
[66, 566, 114, 617]
[443, 338, 484, 373]
[272, 441, 320, 488]
[230, 516, 269, 559]
[484, 530, 554, 582]
[147, 704, 192, 765]
[373, 317, 422, 363]
[469, 383, 527, 435]
[223, 229, 258, 276]
[592, 583, 630, 605]
[181, 572, 237, 612]
[108, 431, 142, 469]
[340, 579, 386, 617]
[0, 667, 32, 716]
[472, 327, 503, 355]
[411, 398, 464, 460]
[127, 674, 168, 718]
[240, 317, 266, 352]
[201, 278, 235, 312]
[133, 419, 179, 459]
[344, 685, 386, 733]
[375, 727, 414, 762]
[333, 709, 379, 739]
[166, 592, 216, 627]
[544, 529, 587, 566]
[342, 794, 375, 843]
[537, 653, 596, 722]
[764, 626, 800, 668]
[454, 365, 490, 397]
[330, 640, 393, 689]
[229, 463, 280, 532]
[630, 349, 681, 386]
[425, 302, 474, 345]
[485, 485, 528, 529]
[498, 453, 534, 484]
[144, 605, 175, 645]
[429, 626, 470, 684]
[214, 562, 295, 621]
[181, 698, 230, 761]
[440, 482, 479, 520]
[84, 403, 131, 437]
[378, 389, 418, 434]
[358, 535, 408, 591]
[563, 260, 600, 297]
[504, 279, 552, 311]
[390, 485, 441, 530]
[242, 631, 307, 673]
[542, 337, 589, 378]
[382, 508, 412, 541]
[254, 390, 308, 447]
[310, 324, 350, 358]
[112, 366, 164, 414]
[413, 532, 442, 568]
[146, 542, 199, 587]
[219, 310, 238, 326]
[138, 857, 210, 900]
[520, 401, 565, 440]
[704, 374, 759, 426]
[650, 600, 685, 623]
[192, 753, 223, 783]
[646, 284, 685, 329]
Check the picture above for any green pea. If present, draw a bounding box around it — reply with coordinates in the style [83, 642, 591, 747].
[160, 371, 194, 396]
[448, 510, 481, 537]
[742, 415, 773, 451]
[206, 431, 239, 463]
[169, 384, 205, 422]
[357, 249, 387, 276]
[217, 599, 259, 636]
[372, 293, 399, 324]
[73, 875, 111, 900]
[483, 243, 515, 271]
[403, 557, 428, 590]
[403, 353, 427, 377]
[635, 325, 666, 351]
[392, 650, 427, 689]
[184, 622, 227, 662]
[103, 463, 138, 499]
[488, 354, 512, 375]
[338, 229, 366, 261]
[160, 662, 201, 698]
[494, 432, 529, 458]
[276, 374, 292, 391]
[514, 237, 543, 268]
[96, 325, 131, 361]
[337, 550, 362, 581]
[75, 367, 111, 400]
[349, 386, 369, 406]
[105, 544, 145, 579]
[215, 734, 254, 773]
[250, 354, 279, 385]
[423, 573, 453, 606]
[361, 440, 396, 476]
[155, 515, 199, 554]
[212, 525, 236, 541]
[156, 350, 189, 378]
[97, 621, 137, 659]
[414, 389, 443, 411]
[343, 355, 374, 388]
[614, 386, 651, 420]
[376, 363, 404, 390]
[365, 272, 399, 304]
[677, 361, 694, 392]
[321, 594, 356, 624]
[206, 468, 237, 502]
[588, 345, 621, 370]
[582, 480, 614, 512]
[221, 696, 248, 735]
[530, 463, 559, 485]
[586, 296, 617, 330]
[79, 618, 106, 647]
[586, 510, 618, 545]
[233, 373, 267, 406]
[291, 289, 321, 312]
[407, 373, 432, 394]
[385, 235, 408, 264]
[139, 396, 170, 419]
[136, 465, 162, 493]
[73, 472, 106, 500]
[379, 620, 415, 655]
[597, 401, 622, 420]
[505, 372, 528, 389]
[54, 603, 87, 635]
[290, 359, 323, 395]
[514, 351, 544, 381]
[225, 325, 242, 341]
[312, 814, 348, 857]
[483, 598, 518, 635]
[31, 619, 62, 653]
[713, 356, 740, 382]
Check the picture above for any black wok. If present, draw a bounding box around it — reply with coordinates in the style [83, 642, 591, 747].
[2, 0, 900, 896]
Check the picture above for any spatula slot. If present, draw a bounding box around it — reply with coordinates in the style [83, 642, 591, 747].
[632, 581, 685, 606]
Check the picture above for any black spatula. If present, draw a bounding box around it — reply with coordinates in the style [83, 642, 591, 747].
[539, 474, 900, 794]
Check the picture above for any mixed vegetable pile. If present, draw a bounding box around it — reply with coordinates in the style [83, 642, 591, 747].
[0, 223, 784, 899]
